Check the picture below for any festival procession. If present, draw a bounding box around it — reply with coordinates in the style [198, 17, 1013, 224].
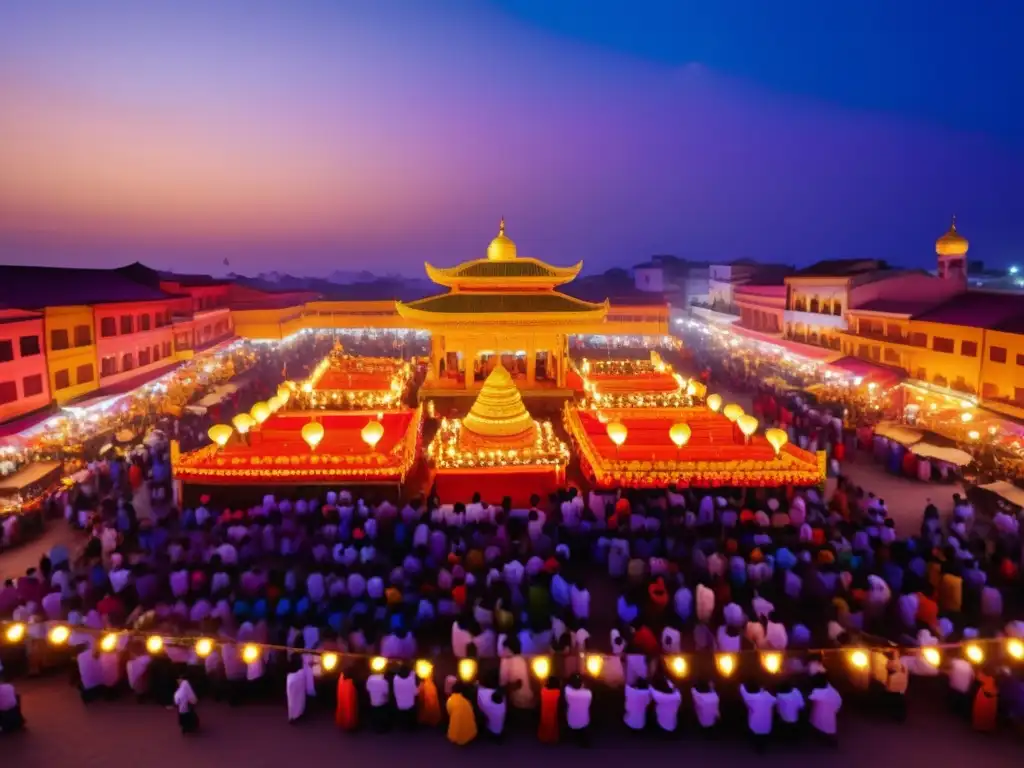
[1, 222, 1024, 763]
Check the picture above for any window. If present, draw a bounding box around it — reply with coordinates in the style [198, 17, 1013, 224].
[74, 324, 91, 346]
[982, 382, 999, 398]
[76, 363, 94, 384]
[152, 344, 160, 361]
[0, 341, 11, 363]
[870, 346, 881, 361]
[0, 381, 16, 404]
[909, 332, 927, 347]
[23, 374, 44, 397]
[138, 348, 151, 367]
[932, 337, 955, 353]
[120, 315, 133, 335]
[1017, 353, 1024, 366]
[53, 369, 70, 390]
[990, 346, 1007, 363]
[832, 302, 842, 316]
[139, 314, 151, 331]
[100, 356, 117, 377]
[809, 297, 819, 313]
[162, 341, 171, 357]
[961, 341, 978, 357]
[50, 329, 70, 350]
[100, 317, 117, 337]
[916, 368, 927, 381]
[19, 335, 40, 356]
[884, 348, 900, 364]
[1017, 388, 1024, 405]
[121, 353, 133, 371]
[154, 311, 166, 328]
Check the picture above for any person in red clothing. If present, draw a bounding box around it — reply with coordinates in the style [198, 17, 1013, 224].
[335, 669, 359, 731]
[537, 675, 561, 743]
[972, 670, 998, 732]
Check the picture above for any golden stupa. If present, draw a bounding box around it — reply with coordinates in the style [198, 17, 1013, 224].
[462, 363, 536, 447]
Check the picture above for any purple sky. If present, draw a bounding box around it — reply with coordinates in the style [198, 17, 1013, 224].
[0, 1, 1021, 276]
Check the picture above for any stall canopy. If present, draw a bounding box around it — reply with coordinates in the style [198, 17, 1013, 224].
[979, 480, 1024, 508]
[910, 442, 974, 466]
[874, 421, 924, 446]
[196, 383, 239, 409]
[827, 356, 905, 389]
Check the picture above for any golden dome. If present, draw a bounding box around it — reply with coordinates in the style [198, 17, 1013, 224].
[486, 217, 517, 261]
[936, 216, 968, 257]
[462, 363, 535, 444]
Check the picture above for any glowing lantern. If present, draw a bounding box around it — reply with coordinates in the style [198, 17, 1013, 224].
[195, 638, 214, 658]
[922, 647, 941, 667]
[761, 652, 782, 674]
[276, 384, 292, 403]
[415, 659, 434, 679]
[458, 658, 477, 682]
[848, 650, 869, 669]
[965, 644, 984, 664]
[100, 633, 118, 653]
[302, 381, 313, 394]
[669, 422, 692, 449]
[322, 652, 338, 672]
[251, 401, 271, 425]
[689, 380, 707, 399]
[302, 420, 325, 451]
[1007, 638, 1024, 660]
[361, 420, 385, 451]
[207, 424, 233, 448]
[737, 414, 759, 439]
[48, 625, 70, 645]
[723, 404, 744, 423]
[267, 395, 283, 412]
[765, 427, 789, 456]
[5, 623, 25, 642]
[531, 656, 551, 680]
[706, 394, 723, 413]
[232, 413, 255, 435]
[606, 421, 628, 448]
[716, 654, 735, 677]
[242, 644, 260, 664]
[370, 656, 388, 673]
[960, 411, 973, 423]
[668, 655, 687, 678]
[146, 635, 164, 654]
[585, 654, 604, 677]
[968, 430, 980, 441]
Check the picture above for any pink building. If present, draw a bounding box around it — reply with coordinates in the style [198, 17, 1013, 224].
[0, 309, 51, 424]
[94, 299, 178, 389]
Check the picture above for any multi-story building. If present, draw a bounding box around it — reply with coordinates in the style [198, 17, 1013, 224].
[0, 309, 51, 425]
[43, 305, 97, 404]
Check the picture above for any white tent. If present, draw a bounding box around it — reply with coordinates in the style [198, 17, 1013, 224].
[910, 442, 974, 466]
[874, 421, 924, 446]
[979, 481, 1024, 508]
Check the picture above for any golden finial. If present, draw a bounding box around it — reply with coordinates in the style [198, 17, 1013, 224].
[499, 216, 506, 236]
[950, 214, 957, 231]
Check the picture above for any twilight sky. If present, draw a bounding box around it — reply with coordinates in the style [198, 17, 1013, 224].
[0, 0, 1022, 276]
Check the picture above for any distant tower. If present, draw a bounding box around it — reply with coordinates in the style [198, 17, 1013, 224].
[935, 215, 968, 288]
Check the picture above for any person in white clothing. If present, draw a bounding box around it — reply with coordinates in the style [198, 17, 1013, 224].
[285, 657, 307, 724]
[691, 678, 720, 732]
[78, 647, 107, 703]
[623, 677, 651, 732]
[774, 680, 805, 742]
[392, 665, 419, 729]
[366, 667, 391, 732]
[477, 674, 507, 742]
[740, 679, 775, 752]
[650, 674, 682, 736]
[173, 676, 199, 734]
[563, 673, 593, 746]
[807, 675, 842, 745]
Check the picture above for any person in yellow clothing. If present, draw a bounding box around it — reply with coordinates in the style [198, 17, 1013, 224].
[446, 683, 478, 746]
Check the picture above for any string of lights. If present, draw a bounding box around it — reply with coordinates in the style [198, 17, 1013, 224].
[3, 620, 1022, 684]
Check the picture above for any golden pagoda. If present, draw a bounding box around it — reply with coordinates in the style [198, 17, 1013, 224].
[397, 218, 609, 393]
[462, 363, 536, 447]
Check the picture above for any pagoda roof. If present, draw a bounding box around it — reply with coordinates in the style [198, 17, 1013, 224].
[396, 291, 608, 323]
[425, 257, 582, 288]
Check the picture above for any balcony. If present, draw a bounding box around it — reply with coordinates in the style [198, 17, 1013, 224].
[783, 309, 848, 330]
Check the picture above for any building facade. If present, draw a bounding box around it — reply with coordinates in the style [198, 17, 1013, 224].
[43, 305, 98, 404]
[94, 299, 178, 389]
[0, 310, 51, 424]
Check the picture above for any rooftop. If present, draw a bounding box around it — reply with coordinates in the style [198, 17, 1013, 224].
[912, 291, 1024, 332]
[793, 258, 889, 278]
[0, 265, 176, 309]
[402, 292, 603, 314]
[852, 298, 941, 316]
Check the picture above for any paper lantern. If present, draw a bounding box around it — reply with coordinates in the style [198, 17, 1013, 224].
[251, 401, 271, 425]
[965, 644, 984, 664]
[322, 652, 338, 672]
[761, 652, 782, 674]
[5, 623, 25, 642]
[242, 644, 260, 664]
[922, 647, 941, 667]
[716, 653, 735, 677]
[195, 638, 214, 658]
[668, 422, 692, 448]
[146, 635, 164, 654]
[208, 423, 233, 448]
[1007, 638, 1024, 660]
[302, 421, 325, 451]
[267, 395, 283, 412]
[48, 625, 70, 645]
[585, 654, 603, 677]
[100, 633, 118, 653]
[722, 403, 744, 423]
[531, 656, 551, 680]
[458, 658, 477, 682]
[706, 393, 722, 413]
[668, 655, 687, 678]
[765, 427, 788, 455]
[276, 384, 292, 403]
[606, 421, 628, 447]
[737, 414, 759, 438]
[232, 413, 255, 435]
[415, 659, 434, 679]
[361, 420, 384, 451]
[302, 381, 313, 394]
[370, 656, 388, 673]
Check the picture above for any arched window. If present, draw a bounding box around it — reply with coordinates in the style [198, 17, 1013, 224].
[809, 297, 820, 313]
